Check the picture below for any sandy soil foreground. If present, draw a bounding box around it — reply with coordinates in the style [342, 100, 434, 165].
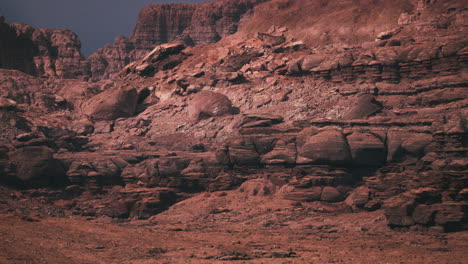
[1, 210, 467, 264]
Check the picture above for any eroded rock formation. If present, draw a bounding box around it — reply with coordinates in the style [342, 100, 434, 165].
[88, 0, 268, 80]
[0, 0, 467, 235]
[0, 16, 89, 79]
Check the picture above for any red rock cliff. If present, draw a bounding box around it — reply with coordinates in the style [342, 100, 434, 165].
[0, 16, 89, 79]
[88, 0, 267, 80]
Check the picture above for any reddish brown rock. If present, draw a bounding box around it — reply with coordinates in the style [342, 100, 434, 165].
[81, 87, 138, 121]
[119, 43, 186, 77]
[88, 0, 267, 80]
[225, 137, 260, 166]
[260, 140, 296, 165]
[188, 91, 233, 122]
[279, 185, 323, 202]
[7, 146, 66, 187]
[321, 186, 343, 202]
[343, 94, 382, 120]
[347, 132, 386, 166]
[0, 18, 88, 79]
[345, 186, 371, 208]
[239, 179, 277, 196]
[298, 129, 351, 165]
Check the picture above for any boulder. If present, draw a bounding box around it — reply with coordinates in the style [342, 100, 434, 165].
[383, 192, 417, 227]
[347, 132, 386, 166]
[412, 204, 436, 224]
[239, 179, 277, 196]
[321, 186, 343, 202]
[102, 199, 133, 218]
[241, 113, 284, 128]
[257, 32, 286, 46]
[7, 146, 66, 187]
[345, 186, 371, 208]
[188, 91, 233, 122]
[401, 134, 432, 158]
[301, 54, 325, 72]
[82, 87, 138, 121]
[286, 58, 303, 75]
[343, 94, 382, 120]
[208, 173, 246, 192]
[387, 132, 432, 162]
[298, 129, 351, 165]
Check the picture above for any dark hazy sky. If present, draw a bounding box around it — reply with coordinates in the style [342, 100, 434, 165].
[0, 0, 206, 57]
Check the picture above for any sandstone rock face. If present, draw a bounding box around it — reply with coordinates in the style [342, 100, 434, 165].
[81, 87, 139, 121]
[88, 0, 267, 80]
[224, 137, 260, 166]
[0, 18, 88, 79]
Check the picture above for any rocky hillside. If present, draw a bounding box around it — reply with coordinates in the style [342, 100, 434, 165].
[0, 0, 467, 249]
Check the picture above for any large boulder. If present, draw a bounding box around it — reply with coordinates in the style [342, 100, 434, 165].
[301, 54, 325, 72]
[298, 129, 351, 165]
[188, 91, 233, 122]
[321, 186, 344, 202]
[7, 146, 66, 187]
[81, 87, 138, 121]
[347, 132, 386, 166]
[343, 94, 382, 120]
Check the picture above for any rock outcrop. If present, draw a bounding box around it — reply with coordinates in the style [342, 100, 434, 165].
[0, 16, 89, 79]
[88, 0, 267, 80]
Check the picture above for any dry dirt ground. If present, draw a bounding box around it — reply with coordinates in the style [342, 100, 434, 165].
[0, 190, 467, 264]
